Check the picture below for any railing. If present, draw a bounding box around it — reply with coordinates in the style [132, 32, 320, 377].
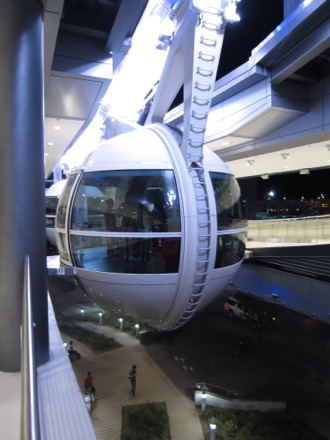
[248, 215, 330, 244]
[21, 255, 41, 440]
[196, 382, 238, 398]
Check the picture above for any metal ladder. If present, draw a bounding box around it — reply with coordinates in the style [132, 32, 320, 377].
[171, 3, 226, 329]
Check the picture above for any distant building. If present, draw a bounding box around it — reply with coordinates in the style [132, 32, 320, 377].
[255, 197, 330, 220]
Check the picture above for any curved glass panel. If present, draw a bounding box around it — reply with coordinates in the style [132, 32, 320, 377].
[57, 232, 70, 262]
[71, 170, 181, 233]
[46, 196, 60, 229]
[71, 235, 181, 274]
[57, 173, 80, 229]
[214, 233, 246, 268]
[210, 172, 246, 230]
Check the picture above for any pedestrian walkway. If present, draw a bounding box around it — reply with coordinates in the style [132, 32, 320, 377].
[63, 321, 203, 440]
[50, 270, 330, 440]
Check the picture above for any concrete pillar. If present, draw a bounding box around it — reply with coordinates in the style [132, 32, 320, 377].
[0, 0, 49, 371]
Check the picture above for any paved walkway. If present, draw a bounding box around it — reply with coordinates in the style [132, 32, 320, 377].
[63, 322, 203, 440]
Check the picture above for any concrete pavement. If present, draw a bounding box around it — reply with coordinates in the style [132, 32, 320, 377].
[63, 322, 203, 440]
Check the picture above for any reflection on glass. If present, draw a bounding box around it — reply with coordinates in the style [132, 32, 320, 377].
[210, 172, 246, 230]
[46, 196, 60, 215]
[57, 232, 70, 262]
[71, 170, 181, 233]
[46, 217, 55, 228]
[57, 173, 80, 229]
[214, 233, 246, 268]
[71, 235, 181, 274]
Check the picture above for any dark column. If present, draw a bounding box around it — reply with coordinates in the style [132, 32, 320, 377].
[0, 0, 49, 371]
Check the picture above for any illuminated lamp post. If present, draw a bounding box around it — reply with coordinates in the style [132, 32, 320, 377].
[201, 387, 207, 413]
[209, 418, 217, 440]
[118, 318, 123, 330]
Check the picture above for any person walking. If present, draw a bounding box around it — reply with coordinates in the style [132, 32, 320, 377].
[128, 365, 137, 397]
[84, 371, 96, 401]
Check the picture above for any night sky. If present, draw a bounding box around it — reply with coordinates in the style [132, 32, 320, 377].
[254, 169, 330, 200]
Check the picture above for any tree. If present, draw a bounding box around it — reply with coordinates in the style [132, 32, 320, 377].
[236, 293, 285, 339]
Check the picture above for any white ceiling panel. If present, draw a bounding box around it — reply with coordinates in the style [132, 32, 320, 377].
[44, 118, 85, 178]
[45, 75, 105, 119]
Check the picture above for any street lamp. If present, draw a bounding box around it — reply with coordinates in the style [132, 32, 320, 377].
[201, 387, 207, 412]
[209, 418, 217, 440]
[118, 317, 123, 330]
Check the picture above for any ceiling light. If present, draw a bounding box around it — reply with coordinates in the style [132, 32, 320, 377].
[261, 174, 269, 180]
[281, 153, 290, 159]
[224, 0, 241, 23]
[47, 142, 54, 146]
[246, 159, 255, 166]
[53, 125, 61, 130]
[299, 169, 310, 175]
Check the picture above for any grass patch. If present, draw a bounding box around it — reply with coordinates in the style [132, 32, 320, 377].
[84, 310, 153, 335]
[121, 402, 171, 440]
[200, 407, 327, 440]
[60, 324, 123, 353]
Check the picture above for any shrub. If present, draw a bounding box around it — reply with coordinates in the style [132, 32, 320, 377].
[201, 408, 327, 440]
[121, 402, 171, 440]
[59, 324, 122, 353]
[84, 311, 152, 334]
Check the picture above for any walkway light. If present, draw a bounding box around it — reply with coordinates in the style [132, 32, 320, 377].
[118, 317, 123, 330]
[98, 312, 103, 324]
[201, 387, 207, 412]
[209, 418, 217, 440]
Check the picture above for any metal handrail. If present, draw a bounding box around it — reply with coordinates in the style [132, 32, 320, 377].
[21, 255, 41, 440]
[249, 214, 330, 223]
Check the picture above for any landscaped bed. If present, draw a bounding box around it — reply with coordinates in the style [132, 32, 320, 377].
[59, 323, 123, 353]
[121, 402, 171, 440]
[200, 407, 327, 440]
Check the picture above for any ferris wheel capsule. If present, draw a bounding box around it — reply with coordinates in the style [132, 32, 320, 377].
[55, 123, 247, 330]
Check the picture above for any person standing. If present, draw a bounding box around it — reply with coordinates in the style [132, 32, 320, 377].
[128, 365, 137, 397]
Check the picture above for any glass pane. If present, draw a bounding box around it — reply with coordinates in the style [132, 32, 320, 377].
[46, 217, 55, 228]
[46, 196, 60, 215]
[71, 234, 181, 274]
[214, 233, 246, 268]
[57, 173, 80, 229]
[57, 232, 70, 262]
[71, 170, 181, 233]
[210, 172, 247, 230]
